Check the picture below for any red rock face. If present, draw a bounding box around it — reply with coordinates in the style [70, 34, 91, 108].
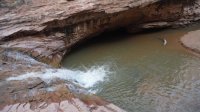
[0, 0, 200, 66]
[0, 99, 125, 112]
[0, 0, 200, 111]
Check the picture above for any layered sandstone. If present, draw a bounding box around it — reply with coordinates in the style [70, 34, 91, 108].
[1, 0, 200, 112]
[1, 0, 200, 66]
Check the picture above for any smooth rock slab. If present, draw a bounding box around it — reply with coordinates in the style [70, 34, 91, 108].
[181, 30, 200, 54]
[0, 99, 126, 112]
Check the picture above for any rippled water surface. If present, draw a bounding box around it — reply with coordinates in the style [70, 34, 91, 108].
[62, 25, 200, 112]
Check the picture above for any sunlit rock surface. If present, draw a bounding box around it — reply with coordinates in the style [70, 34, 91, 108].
[181, 30, 200, 54]
[1, 98, 125, 112]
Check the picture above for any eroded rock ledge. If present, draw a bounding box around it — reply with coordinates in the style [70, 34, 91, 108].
[0, 0, 200, 112]
[1, 0, 200, 66]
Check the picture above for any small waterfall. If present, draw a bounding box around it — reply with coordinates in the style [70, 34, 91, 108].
[7, 65, 111, 88]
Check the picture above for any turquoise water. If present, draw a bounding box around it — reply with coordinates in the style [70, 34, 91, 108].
[62, 25, 200, 112]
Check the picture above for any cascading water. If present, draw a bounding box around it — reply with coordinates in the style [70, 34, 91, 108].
[7, 65, 111, 89]
[5, 24, 200, 112]
[61, 24, 200, 112]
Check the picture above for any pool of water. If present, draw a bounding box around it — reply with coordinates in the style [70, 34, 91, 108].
[62, 25, 200, 112]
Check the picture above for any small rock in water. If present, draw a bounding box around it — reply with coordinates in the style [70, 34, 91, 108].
[163, 38, 167, 46]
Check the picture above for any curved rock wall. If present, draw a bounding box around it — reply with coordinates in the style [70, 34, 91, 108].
[0, 0, 200, 111]
[0, 0, 200, 66]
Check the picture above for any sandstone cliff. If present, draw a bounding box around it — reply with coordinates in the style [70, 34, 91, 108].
[1, 0, 200, 66]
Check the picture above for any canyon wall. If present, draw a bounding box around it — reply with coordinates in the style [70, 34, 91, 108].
[0, 0, 200, 111]
[0, 0, 200, 66]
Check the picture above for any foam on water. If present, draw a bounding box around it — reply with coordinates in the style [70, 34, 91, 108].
[7, 65, 110, 88]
